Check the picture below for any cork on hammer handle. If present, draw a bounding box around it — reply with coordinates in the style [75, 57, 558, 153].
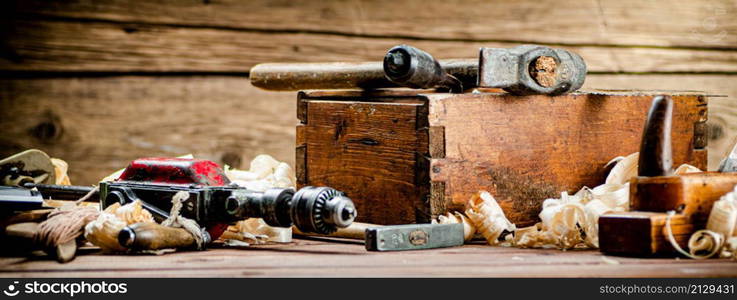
[118, 222, 196, 250]
[638, 95, 674, 177]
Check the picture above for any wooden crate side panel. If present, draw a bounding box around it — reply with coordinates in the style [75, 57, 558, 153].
[428, 93, 705, 226]
[298, 99, 429, 225]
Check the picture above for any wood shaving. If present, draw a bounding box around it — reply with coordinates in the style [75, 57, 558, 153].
[687, 230, 724, 259]
[224, 218, 290, 243]
[50, 158, 71, 185]
[513, 152, 701, 250]
[222, 154, 296, 243]
[434, 211, 476, 241]
[225, 154, 295, 192]
[706, 186, 737, 238]
[674, 164, 702, 175]
[676, 185, 737, 259]
[604, 153, 639, 185]
[104, 200, 154, 224]
[601, 256, 621, 265]
[84, 212, 128, 252]
[84, 201, 155, 253]
[723, 237, 737, 260]
[465, 191, 515, 245]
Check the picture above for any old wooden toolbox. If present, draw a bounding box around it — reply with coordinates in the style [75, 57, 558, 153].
[296, 90, 708, 226]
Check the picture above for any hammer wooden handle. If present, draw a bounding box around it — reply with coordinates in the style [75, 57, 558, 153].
[250, 60, 477, 91]
[638, 95, 674, 177]
[118, 222, 196, 250]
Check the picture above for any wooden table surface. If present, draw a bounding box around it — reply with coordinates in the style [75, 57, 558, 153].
[1, 237, 736, 278]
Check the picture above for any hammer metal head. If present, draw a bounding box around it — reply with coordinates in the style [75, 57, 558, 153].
[478, 45, 587, 95]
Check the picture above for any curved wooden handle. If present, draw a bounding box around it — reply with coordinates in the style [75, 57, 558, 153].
[119, 222, 196, 250]
[638, 95, 674, 177]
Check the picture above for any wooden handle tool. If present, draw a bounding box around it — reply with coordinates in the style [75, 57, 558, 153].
[638, 95, 674, 177]
[600, 95, 737, 256]
[3, 222, 76, 263]
[118, 222, 206, 251]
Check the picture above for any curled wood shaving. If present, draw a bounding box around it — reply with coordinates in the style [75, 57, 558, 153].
[84, 200, 155, 253]
[84, 212, 128, 253]
[50, 158, 71, 185]
[723, 237, 737, 260]
[223, 155, 296, 243]
[104, 201, 154, 224]
[687, 230, 724, 259]
[605, 153, 639, 185]
[465, 191, 515, 245]
[675, 185, 737, 259]
[514, 152, 701, 250]
[706, 186, 737, 238]
[225, 154, 295, 192]
[224, 218, 290, 243]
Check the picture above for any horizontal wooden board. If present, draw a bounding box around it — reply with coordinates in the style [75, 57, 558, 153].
[8, 0, 737, 49]
[0, 74, 734, 186]
[1, 238, 736, 277]
[2, 19, 737, 73]
[0, 76, 297, 185]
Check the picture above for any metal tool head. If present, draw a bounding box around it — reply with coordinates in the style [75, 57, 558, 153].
[291, 186, 356, 234]
[638, 95, 674, 177]
[383, 45, 463, 93]
[365, 223, 464, 251]
[478, 45, 586, 95]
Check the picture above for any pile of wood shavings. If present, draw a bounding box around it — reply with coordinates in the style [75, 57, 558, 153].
[435, 152, 702, 250]
[222, 154, 295, 244]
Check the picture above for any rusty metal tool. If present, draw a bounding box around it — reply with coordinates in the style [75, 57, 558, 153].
[478, 45, 587, 95]
[23, 183, 99, 201]
[0, 186, 44, 214]
[365, 223, 464, 251]
[599, 95, 737, 256]
[250, 44, 586, 95]
[383, 45, 463, 93]
[97, 158, 356, 240]
[250, 58, 476, 91]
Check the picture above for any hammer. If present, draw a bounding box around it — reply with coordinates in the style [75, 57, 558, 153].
[250, 45, 587, 95]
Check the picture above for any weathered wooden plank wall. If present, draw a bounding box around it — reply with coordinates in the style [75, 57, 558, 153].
[1, 0, 735, 185]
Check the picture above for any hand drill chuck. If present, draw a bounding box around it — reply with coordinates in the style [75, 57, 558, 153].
[224, 186, 356, 234]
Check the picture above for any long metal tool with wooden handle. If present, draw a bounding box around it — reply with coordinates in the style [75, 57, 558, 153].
[250, 44, 587, 95]
[250, 59, 476, 91]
